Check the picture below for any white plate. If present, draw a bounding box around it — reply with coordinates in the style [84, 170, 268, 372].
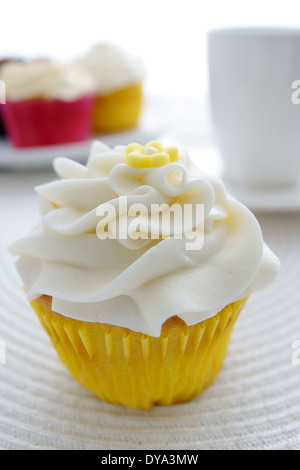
[0, 128, 159, 170]
[189, 142, 300, 213]
[222, 176, 300, 213]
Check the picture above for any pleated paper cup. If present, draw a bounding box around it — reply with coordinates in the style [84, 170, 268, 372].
[2, 96, 94, 148]
[30, 295, 248, 410]
[92, 82, 143, 133]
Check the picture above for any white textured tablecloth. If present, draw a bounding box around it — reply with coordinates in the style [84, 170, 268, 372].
[1, 132, 300, 450]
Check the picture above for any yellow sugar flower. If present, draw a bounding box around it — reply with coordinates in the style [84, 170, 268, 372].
[125, 141, 180, 168]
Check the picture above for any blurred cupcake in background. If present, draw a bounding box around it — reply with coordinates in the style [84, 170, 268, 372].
[0, 60, 96, 148]
[76, 43, 145, 133]
[0, 116, 5, 137]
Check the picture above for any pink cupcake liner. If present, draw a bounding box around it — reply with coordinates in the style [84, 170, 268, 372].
[2, 96, 95, 148]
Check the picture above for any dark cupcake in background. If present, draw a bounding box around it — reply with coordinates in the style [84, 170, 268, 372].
[0, 110, 5, 137]
[0, 58, 24, 137]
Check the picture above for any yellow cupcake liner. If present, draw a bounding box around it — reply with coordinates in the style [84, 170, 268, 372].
[92, 83, 143, 133]
[30, 297, 247, 410]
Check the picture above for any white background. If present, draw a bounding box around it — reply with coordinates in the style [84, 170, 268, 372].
[1, 0, 300, 97]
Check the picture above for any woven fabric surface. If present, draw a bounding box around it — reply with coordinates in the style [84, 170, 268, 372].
[0, 168, 300, 450]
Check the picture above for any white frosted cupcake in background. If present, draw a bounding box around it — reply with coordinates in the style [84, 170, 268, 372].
[0, 60, 96, 147]
[76, 43, 145, 133]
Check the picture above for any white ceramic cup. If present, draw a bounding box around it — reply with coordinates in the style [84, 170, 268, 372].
[208, 27, 300, 188]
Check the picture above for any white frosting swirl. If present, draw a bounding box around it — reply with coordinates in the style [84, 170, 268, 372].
[9, 141, 280, 337]
[75, 43, 145, 95]
[1, 61, 96, 101]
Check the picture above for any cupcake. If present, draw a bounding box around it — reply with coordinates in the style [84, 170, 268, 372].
[0, 60, 96, 148]
[76, 43, 145, 133]
[9, 140, 280, 410]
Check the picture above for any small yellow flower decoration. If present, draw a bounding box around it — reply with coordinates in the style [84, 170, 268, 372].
[125, 141, 180, 168]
